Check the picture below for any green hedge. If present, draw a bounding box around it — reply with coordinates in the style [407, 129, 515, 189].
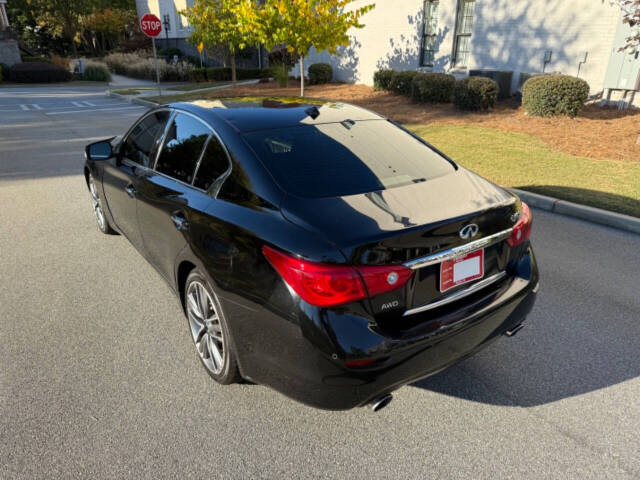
[389, 70, 419, 95]
[205, 66, 267, 81]
[158, 47, 183, 58]
[21, 56, 51, 63]
[522, 74, 589, 117]
[308, 63, 332, 85]
[0, 63, 8, 81]
[82, 64, 111, 82]
[9, 62, 72, 83]
[373, 69, 394, 91]
[411, 73, 456, 103]
[189, 67, 207, 82]
[453, 76, 499, 111]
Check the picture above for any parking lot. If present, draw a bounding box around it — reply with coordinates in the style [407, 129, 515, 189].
[1, 85, 639, 479]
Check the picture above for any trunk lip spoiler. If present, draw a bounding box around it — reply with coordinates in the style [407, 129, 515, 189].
[403, 227, 513, 271]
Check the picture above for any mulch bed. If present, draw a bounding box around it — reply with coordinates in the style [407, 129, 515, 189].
[198, 81, 640, 163]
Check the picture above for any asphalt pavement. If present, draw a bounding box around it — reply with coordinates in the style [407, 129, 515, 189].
[0, 85, 639, 479]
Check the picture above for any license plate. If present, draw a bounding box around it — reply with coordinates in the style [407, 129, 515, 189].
[440, 249, 484, 293]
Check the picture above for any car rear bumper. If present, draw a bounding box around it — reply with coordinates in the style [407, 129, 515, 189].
[221, 246, 538, 410]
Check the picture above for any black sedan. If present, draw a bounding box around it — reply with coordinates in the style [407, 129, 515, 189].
[84, 98, 538, 411]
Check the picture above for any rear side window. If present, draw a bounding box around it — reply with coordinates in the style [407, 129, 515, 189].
[156, 113, 210, 184]
[121, 110, 170, 167]
[194, 136, 230, 191]
[242, 120, 455, 198]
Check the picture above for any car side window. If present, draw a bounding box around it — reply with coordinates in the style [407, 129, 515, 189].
[193, 135, 230, 191]
[121, 110, 170, 167]
[155, 113, 210, 184]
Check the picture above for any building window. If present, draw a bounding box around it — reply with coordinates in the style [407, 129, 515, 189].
[452, 0, 475, 69]
[175, 0, 189, 29]
[420, 0, 439, 67]
[163, 14, 171, 32]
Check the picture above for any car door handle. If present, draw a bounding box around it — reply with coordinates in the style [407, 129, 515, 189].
[125, 184, 136, 198]
[171, 211, 189, 231]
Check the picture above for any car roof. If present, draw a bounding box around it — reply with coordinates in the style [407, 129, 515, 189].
[168, 97, 385, 133]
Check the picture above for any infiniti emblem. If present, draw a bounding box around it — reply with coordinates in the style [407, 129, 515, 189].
[459, 223, 479, 240]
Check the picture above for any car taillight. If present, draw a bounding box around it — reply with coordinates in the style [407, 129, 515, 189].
[507, 201, 532, 247]
[262, 246, 413, 307]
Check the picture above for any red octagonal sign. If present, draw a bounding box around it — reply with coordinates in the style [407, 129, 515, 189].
[140, 13, 162, 38]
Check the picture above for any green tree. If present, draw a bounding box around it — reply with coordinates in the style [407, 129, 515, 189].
[259, 0, 375, 96]
[182, 0, 261, 84]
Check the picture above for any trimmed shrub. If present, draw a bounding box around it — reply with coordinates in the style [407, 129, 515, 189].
[453, 76, 499, 111]
[205, 66, 266, 81]
[9, 62, 72, 83]
[522, 74, 589, 117]
[21, 55, 51, 63]
[0, 69, 2, 83]
[373, 69, 394, 91]
[268, 48, 296, 69]
[0, 63, 8, 81]
[308, 63, 332, 85]
[389, 70, 419, 96]
[189, 67, 207, 82]
[82, 62, 111, 82]
[411, 73, 455, 103]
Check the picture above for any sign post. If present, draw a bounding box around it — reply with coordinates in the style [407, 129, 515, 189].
[140, 13, 163, 96]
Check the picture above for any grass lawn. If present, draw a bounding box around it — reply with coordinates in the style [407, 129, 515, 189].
[409, 125, 640, 218]
[168, 81, 229, 92]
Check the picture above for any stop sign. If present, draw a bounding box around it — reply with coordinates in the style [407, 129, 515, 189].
[140, 13, 162, 38]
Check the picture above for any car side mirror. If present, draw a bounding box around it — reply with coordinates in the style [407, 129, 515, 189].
[85, 137, 115, 161]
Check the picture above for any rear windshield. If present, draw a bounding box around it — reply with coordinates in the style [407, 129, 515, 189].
[242, 120, 455, 198]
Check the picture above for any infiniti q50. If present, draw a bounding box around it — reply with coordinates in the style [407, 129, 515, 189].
[84, 98, 538, 411]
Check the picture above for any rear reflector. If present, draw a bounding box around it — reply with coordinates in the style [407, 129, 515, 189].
[262, 246, 413, 307]
[507, 201, 532, 247]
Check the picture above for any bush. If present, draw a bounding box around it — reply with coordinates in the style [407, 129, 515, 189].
[453, 76, 499, 111]
[21, 55, 51, 63]
[9, 62, 72, 83]
[373, 69, 394, 91]
[522, 74, 589, 118]
[0, 63, 7, 82]
[0, 69, 2, 83]
[82, 62, 111, 82]
[51, 54, 70, 71]
[205, 66, 266, 81]
[389, 70, 419, 96]
[411, 73, 455, 103]
[104, 52, 193, 81]
[308, 63, 332, 85]
[189, 67, 207, 82]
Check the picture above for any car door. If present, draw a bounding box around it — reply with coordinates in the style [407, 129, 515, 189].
[101, 110, 171, 251]
[136, 111, 217, 282]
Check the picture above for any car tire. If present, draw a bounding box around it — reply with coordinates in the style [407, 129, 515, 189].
[184, 270, 241, 385]
[88, 173, 117, 235]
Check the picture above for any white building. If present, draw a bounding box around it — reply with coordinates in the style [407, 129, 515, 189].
[305, 0, 639, 101]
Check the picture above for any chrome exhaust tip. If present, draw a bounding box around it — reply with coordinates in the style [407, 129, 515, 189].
[505, 324, 524, 337]
[370, 394, 393, 412]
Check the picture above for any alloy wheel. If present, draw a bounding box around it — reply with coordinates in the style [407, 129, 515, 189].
[89, 175, 106, 231]
[186, 281, 225, 375]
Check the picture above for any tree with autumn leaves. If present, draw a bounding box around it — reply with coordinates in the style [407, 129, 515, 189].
[182, 0, 374, 95]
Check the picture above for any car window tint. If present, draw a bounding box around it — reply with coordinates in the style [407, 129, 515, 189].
[242, 120, 455, 198]
[194, 136, 229, 190]
[121, 110, 170, 167]
[156, 113, 210, 184]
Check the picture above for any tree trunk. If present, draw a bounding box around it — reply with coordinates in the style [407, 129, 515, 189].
[231, 53, 237, 85]
[299, 55, 304, 97]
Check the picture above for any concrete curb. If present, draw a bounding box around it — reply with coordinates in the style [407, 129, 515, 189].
[107, 91, 157, 108]
[510, 188, 640, 235]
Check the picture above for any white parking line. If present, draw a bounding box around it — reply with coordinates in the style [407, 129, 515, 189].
[46, 106, 145, 115]
[19, 104, 29, 111]
[31, 104, 43, 110]
[72, 101, 85, 108]
[82, 101, 96, 107]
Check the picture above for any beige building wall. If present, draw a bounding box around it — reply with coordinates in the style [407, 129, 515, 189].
[304, 0, 622, 94]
